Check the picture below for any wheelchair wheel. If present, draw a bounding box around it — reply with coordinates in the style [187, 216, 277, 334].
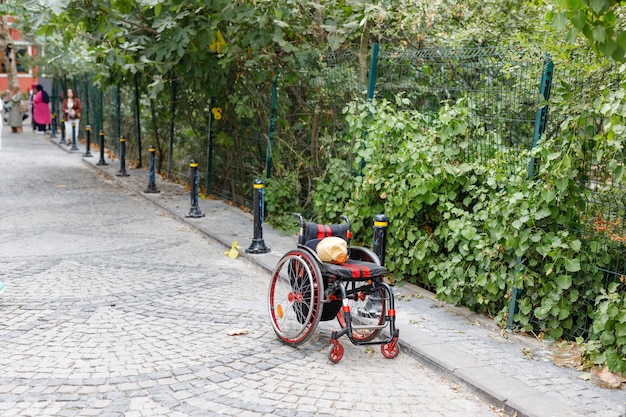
[328, 340, 344, 363]
[268, 250, 323, 346]
[339, 282, 387, 342]
[381, 333, 400, 359]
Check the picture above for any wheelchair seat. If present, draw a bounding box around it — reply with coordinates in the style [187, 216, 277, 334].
[304, 238, 387, 279]
[321, 259, 387, 280]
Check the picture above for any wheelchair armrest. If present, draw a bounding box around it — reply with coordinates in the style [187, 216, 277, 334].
[349, 246, 382, 265]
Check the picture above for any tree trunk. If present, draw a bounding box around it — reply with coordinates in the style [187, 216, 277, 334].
[0, 15, 18, 88]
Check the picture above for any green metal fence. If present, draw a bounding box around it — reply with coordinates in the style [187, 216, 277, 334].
[373, 47, 548, 168]
[52, 45, 625, 340]
[540, 112, 626, 339]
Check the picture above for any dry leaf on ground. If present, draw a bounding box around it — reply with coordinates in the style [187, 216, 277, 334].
[227, 329, 249, 336]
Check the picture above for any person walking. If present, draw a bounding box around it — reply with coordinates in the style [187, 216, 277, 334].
[61, 88, 82, 145]
[33, 84, 51, 134]
[28, 83, 36, 132]
[0, 91, 3, 151]
[8, 85, 24, 133]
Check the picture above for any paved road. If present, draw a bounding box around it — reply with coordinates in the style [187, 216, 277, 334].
[0, 128, 503, 416]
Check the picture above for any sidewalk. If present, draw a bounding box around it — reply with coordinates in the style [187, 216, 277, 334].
[34, 128, 626, 417]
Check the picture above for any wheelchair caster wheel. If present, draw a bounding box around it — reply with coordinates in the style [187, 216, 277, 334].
[381, 337, 399, 359]
[328, 340, 344, 363]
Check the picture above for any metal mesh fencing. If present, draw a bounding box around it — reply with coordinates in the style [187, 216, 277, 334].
[374, 47, 547, 169]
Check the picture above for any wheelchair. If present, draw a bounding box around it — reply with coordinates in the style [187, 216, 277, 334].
[268, 213, 399, 363]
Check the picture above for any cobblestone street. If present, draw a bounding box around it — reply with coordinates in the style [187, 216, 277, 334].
[0, 129, 502, 416]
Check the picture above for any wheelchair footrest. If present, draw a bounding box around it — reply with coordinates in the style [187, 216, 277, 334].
[351, 324, 386, 330]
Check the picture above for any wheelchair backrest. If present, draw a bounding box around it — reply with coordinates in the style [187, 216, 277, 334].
[295, 213, 352, 246]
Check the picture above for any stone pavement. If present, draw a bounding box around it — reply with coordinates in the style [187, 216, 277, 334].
[4, 126, 626, 417]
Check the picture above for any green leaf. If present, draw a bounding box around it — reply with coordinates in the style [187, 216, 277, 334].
[552, 12, 569, 30]
[534, 207, 552, 220]
[556, 274, 572, 290]
[592, 24, 607, 43]
[588, 0, 609, 15]
[617, 31, 626, 52]
[614, 165, 623, 182]
[564, 258, 581, 272]
[556, 177, 569, 192]
[569, 10, 587, 30]
[565, 28, 579, 44]
[599, 39, 617, 57]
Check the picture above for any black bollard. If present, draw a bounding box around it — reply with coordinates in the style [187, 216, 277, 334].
[373, 214, 389, 267]
[185, 160, 204, 218]
[246, 179, 270, 254]
[96, 131, 108, 166]
[116, 136, 129, 176]
[363, 214, 390, 315]
[59, 117, 66, 145]
[50, 114, 57, 139]
[83, 126, 93, 157]
[144, 146, 160, 193]
[70, 122, 79, 151]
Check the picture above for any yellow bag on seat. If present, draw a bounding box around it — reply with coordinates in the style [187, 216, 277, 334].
[316, 236, 348, 264]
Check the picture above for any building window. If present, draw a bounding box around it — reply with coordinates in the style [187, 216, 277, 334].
[1, 46, 28, 74]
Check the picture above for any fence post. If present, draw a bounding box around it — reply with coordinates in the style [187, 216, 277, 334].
[206, 97, 214, 195]
[144, 146, 160, 193]
[507, 54, 554, 331]
[527, 54, 554, 178]
[83, 76, 90, 128]
[359, 43, 380, 175]
[246, 179, 270, 254]
[265, 72, 278, 179]
[185, 160, 204, 218]
[167, 79, 177, 178]
[116, 136, 129, 177]
[115, 83, 121, 143]
[134, 76, 142, 169]
[83, 126, 92, 157]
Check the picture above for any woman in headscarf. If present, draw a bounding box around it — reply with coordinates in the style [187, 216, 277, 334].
[33, 84, 51, 134]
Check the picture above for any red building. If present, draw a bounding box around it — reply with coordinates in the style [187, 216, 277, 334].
[0, 16, 38, 92]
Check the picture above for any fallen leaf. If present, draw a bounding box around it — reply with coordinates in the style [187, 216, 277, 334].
[591, 366, 622, 389]
[227, 328, 249, 336]
[225, 241, 242, 259]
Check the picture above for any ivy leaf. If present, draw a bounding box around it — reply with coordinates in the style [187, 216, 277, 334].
[564, 258, 581, 272]
[541, 189, 556, 204]
[557, 274, 572, 290]
[534, 207, 552, 220]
